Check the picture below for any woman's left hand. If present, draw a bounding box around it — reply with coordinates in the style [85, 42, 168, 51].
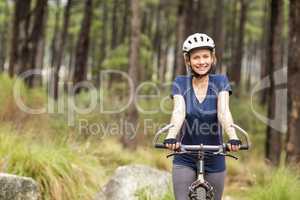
[227, 139, 241, 152]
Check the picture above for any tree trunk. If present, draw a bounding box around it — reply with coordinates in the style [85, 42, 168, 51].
[174, 0, 188, 77]
[213, 0, 225, 74]
[159, 43, 169, 82]
[158, 11, 171, 83]
[228, 0, 238, 74]
[122, 0, 141, 149]
[66, 34, 76, 82]
[0, 28, 6, 71]
[265, 0, 284, 166]
[8, 0, 31, 77]
[141, 9, 148, 34]
[34, 26, 46, 87]
[14, 0, 47, 87]
[231, 0, 248, 93]
[246, 42, 256, 91]
[50, 0, 61, 69]
[67, 35, 75, 82]
[260, 0, 270, 105]
[195, 0, 209, 33]
[111, 0, 119, 49]
[120, 0, 130, 44]
[73, 0, 93, 93]
[184, 0, 194, 36]
[26, 0, 48, 87]
[286, 0, 300, 165]
[0, 0, 9, 72]
[153, 0, 163, 81]
[146, 5, 155, 40]
[94, 0, 108, 87]
[52, 0, 72, 100]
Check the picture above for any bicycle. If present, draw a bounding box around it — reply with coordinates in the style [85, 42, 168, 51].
[153, 124, 251, 200]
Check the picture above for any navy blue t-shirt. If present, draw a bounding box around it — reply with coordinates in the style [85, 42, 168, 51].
[171, 74, 232, 173]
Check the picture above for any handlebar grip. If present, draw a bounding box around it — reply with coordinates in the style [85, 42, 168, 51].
[239, 144, 249, 150]
[154, 143, 167, 149]
[225, 144, 249, 151]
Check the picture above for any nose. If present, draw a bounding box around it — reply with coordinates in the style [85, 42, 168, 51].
[199, 58, 205, 65]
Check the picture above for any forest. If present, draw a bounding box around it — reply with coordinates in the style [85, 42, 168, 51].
[0, 0, 299, 199]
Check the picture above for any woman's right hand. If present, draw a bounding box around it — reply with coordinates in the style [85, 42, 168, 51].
[163, 138, 180, 151]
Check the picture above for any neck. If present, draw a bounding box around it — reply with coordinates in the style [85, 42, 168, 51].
[193, 74, 209, 84]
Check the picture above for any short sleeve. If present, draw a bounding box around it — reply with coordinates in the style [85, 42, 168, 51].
[171, 76, 186, 98]
[219, 75, 232, 95]
[172, 77, 182, 96]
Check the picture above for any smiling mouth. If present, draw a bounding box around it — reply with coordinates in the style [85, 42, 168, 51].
[195, 66, 208, 70]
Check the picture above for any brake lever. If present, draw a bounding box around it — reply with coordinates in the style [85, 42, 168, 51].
[221, 153, 239, 160]
[166, 153, 177, 158]
[166, 150, 193, 158]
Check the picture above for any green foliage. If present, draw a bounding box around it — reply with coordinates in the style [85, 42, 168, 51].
[161, 190, 175, 200]
[135, 185, 174, 200]
[244, 1, 265, 43]
[1, 73, 300, 200]
[67, 2, 84, 37]
[0, 0, 298, 198]
[102, 43, 129, 70]
[246, 167, 300, 200]
[135, 186, 154, 200]
[230, 95, 267, 152]
[141, 0, 160, 8]
[0, 0, 10, 25]
[102, 34, 152, 71]
[282, 0, 290, 39]
[0, 74, 46, 124]
[0, 126, 102, 200]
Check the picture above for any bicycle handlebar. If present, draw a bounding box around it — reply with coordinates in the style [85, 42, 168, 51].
[153, 123, 251, 152]
[154, 143, 249, 151]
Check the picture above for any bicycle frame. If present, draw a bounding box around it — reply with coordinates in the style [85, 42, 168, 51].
[196, 149, 205, 183]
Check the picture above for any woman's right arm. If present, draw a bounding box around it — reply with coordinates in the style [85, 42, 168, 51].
[165, 95, 186, 150]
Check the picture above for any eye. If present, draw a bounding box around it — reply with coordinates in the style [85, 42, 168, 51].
[203, 54, 210, 58]
[192, 55, 200, 59]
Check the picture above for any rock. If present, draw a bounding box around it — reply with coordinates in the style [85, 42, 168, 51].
[0, 173, 39, 200]
[95, 164, 171, 200]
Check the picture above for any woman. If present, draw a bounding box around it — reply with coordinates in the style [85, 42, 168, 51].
[164, 33, 241, 200]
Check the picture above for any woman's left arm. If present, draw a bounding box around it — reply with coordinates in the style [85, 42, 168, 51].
[217, 91, 239, 142]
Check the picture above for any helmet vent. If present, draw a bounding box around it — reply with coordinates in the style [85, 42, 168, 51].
[182, 33, 215, 52]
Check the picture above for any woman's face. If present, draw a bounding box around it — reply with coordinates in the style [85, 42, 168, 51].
[188, 49, 213, 76]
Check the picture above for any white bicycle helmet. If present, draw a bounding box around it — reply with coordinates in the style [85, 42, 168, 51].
[182, 33, 215, 53]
